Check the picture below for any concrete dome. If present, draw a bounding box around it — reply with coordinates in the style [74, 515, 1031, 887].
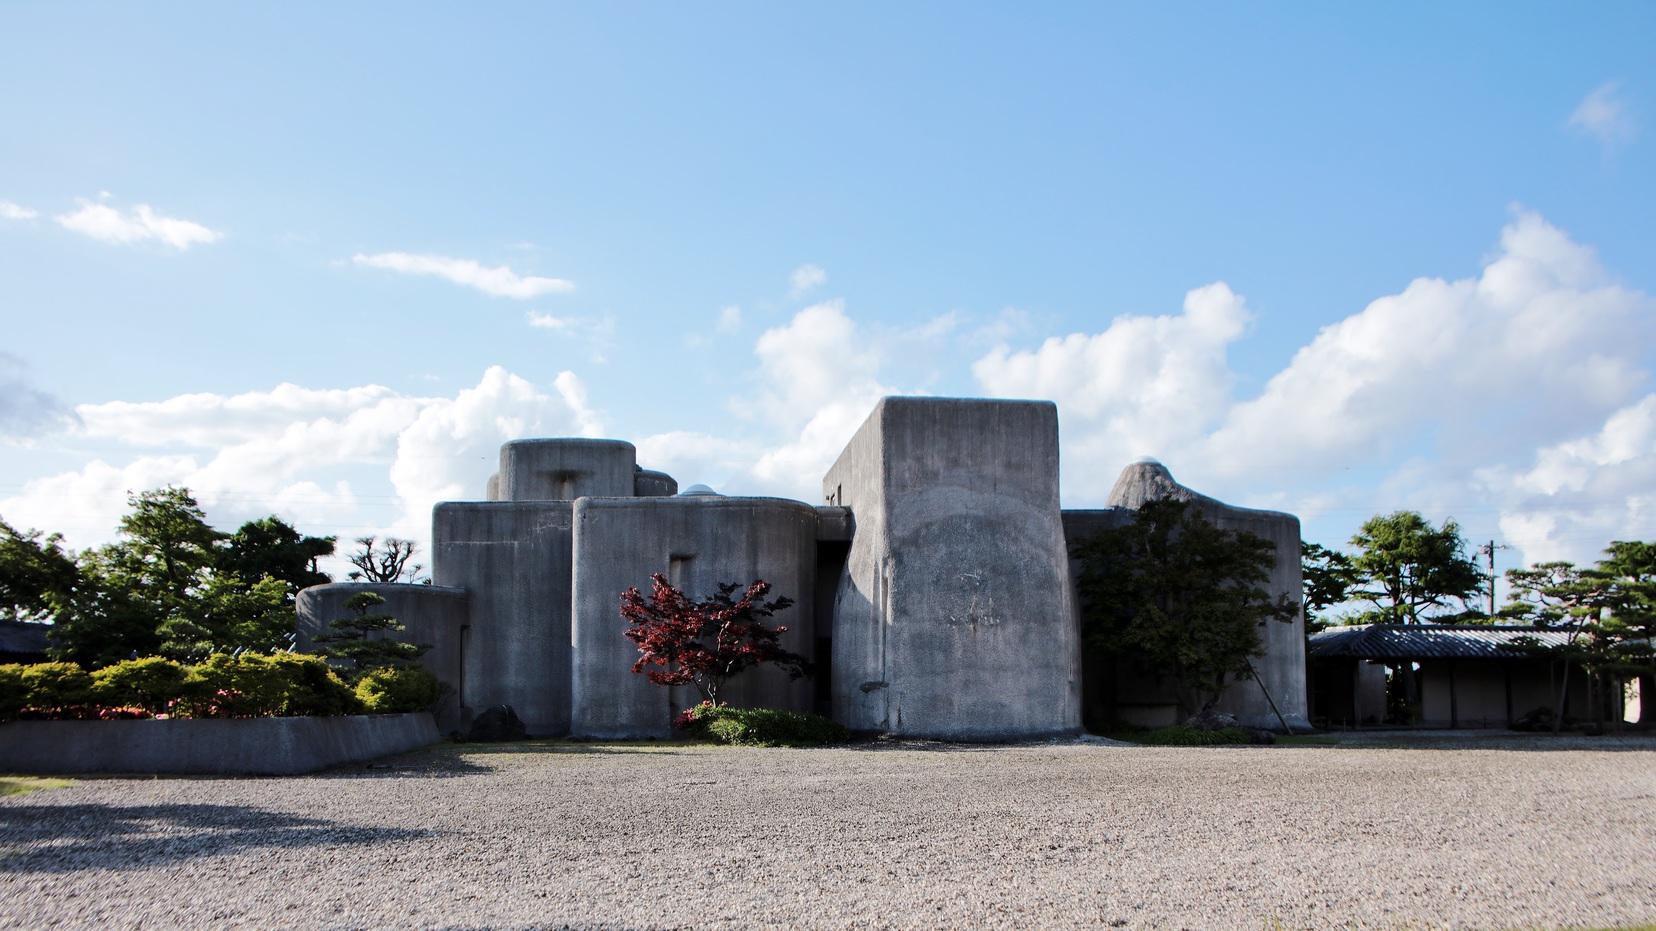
[676, 483, 721, 497]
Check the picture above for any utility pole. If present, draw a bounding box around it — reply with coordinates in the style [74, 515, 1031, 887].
[1477, 540, 1514, 617]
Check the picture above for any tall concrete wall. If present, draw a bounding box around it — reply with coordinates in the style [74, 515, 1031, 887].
[432, 501, 574, 736]
[823, 397, 1080, 740]
[498, 438, 636, 501]
[569, 496, 820, 739]
[295, 582, 470, 731]
[1100, 460, 1309, 730]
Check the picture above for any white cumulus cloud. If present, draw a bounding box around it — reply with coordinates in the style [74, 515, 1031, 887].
[0, 200, 38, 220]
[55, 200, 222, 248]
[354, 252, 574, 299]
[1568, 80, 1636, 146]
[0, 369, 602, 566]
[790, 263, 827, 297]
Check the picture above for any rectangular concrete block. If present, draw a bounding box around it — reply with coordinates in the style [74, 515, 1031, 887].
[823, 397, 1081, 740]
[433, 501, 574, 736]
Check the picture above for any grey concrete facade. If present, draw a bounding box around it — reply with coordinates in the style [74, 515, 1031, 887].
[823, 398, 1081, 740]
[432, 502, 575, 737]
[570, 496, 819, 739]
[294, 396, 1309, 743]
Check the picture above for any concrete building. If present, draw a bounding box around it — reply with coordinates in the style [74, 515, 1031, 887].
[298, 396, 1309, 738]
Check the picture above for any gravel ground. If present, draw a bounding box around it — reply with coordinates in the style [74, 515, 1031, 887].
[3, 732, 1654, 930]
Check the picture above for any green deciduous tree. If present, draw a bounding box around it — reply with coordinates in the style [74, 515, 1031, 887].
[1301, 541, 1357, 633]
[1348, 511, 1486, 625]
[1073, 498, 1298, 719]
[0, 517, 78, 623]
[41, 487, 335, 667]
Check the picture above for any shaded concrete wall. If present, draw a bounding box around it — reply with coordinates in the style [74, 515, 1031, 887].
[634, 469, 678, 498]
[569, 496, 819, 739]
[1101, 460, 1309, 730]
[498, 438, 636, 501]
[823, 397, 1080, 740]
[432, 501, 574, 736]
[0, 713, 439, 775]
[295, 582, 470, 731]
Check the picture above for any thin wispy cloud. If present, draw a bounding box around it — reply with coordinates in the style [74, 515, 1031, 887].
[55, 200, 222, 248]
[527, 311, 572, 331]
[0, 200, 38, 220]
[354, 252, 574, 299]
[790, 263, 827, 297]
[1567, 81, 1636, 146]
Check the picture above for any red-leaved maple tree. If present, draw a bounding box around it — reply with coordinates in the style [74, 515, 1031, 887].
[620, 574, 811, 704]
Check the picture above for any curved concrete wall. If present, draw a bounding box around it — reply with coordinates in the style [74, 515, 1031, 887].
[823, 398, 1080, 740]
[295, 582, 470, 731]
[634, 469, 679, 498]
[498, 438, 636, 501]
[570, 496, 819, 739]
[1099, 460, 1309, 730]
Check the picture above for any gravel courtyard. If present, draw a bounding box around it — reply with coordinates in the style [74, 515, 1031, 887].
[3, 733, 1654, 930]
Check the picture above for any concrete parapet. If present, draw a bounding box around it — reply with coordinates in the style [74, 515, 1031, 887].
[295, 582, 470, 731]
[498, 438, 636, 501]
[433, 501, 575, 736]
[823, 397, 1080, 740]
[0, 713, 439, 775]
[570, 496, 820, 740]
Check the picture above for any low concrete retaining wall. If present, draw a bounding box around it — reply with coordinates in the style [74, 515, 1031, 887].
[0, 712, 441, 776]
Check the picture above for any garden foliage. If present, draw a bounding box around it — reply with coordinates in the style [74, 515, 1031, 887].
[620, 574, 810, 704]
[674, 701, 849, 747]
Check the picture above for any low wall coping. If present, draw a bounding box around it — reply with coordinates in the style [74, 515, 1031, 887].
[0, 712, 441, 776]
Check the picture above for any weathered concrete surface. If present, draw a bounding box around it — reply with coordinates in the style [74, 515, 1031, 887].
[633, 468, 678, 497]
[0, 713, 438, 775]
[1100, 459, 1309, 730]
[570, 496, 820, 739]
[497, 438, 636, 501]
[824, 397, 1080, 740]
[295, 582, 469, 731]
[432, 501, 574, 736]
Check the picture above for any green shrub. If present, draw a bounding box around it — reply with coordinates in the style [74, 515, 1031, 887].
[91, 657, 188, 715]
[680, 703, 849, 747]
[0, 665, 29, 721]
[19, 662, 92, 717]
[1138, 724, 1253, 746]
[355, 665, 441, 714]
[184, 652, 362, 718]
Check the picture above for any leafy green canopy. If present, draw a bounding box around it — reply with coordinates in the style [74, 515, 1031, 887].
[1347, 511, 1485, 624]
[1, 486, 336, 668]
[1073, 498, 1297, 718]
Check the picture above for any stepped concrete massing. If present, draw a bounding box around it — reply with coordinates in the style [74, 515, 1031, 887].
[297, 396, 1308, 738]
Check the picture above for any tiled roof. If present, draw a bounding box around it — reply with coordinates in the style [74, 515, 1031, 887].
[1307, 624, 1579, 660]
[0, 620, 50, 656]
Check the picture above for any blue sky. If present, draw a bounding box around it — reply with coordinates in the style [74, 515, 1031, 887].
[2, 3, 1652, 591]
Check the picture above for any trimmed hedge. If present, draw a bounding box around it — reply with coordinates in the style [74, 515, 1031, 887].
[677, 702, 849, 747]
[355, 665, 443, 714]
[0, 654, 379, 722]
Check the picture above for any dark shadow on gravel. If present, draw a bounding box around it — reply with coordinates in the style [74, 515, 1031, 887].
[0, 802, 436, 873]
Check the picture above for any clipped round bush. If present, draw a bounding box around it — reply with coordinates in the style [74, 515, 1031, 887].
[678, 702, 849, 747]
[0, 664, 29, 722]
[91, 656, 188, 715]
[19, 662, 92, 718]
[184, 652, 362, 718]
[354, 665, 441, 714]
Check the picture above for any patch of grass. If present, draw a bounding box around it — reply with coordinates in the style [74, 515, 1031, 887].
[0, 776, 73, 797]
